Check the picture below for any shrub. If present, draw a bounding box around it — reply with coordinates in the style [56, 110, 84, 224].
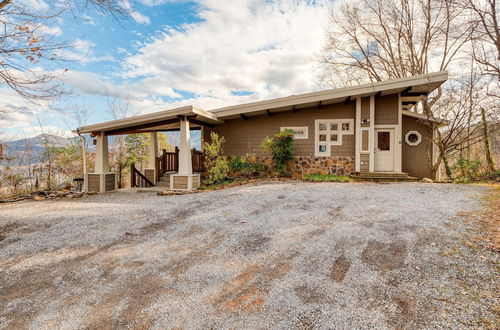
[261, 129, 295, 176]
[202, 132, 229, 185]
[228, 155, 269, 177]
[303, 173, 352, 183]
[451, 158, 483, 182]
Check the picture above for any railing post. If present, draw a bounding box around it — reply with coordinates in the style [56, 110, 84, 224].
[130, 163, 135, 188]
[175, 146, 179, 172]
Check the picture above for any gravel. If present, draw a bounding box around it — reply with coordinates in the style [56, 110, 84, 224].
[0, 181, 497, 329]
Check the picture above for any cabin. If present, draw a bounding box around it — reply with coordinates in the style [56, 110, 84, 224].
[75, 71, 448, 192]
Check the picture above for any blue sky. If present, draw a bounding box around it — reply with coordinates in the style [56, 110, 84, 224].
[1, 0, 335, 140]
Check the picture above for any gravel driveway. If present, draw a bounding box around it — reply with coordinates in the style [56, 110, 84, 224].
[0, 182, 497, 329]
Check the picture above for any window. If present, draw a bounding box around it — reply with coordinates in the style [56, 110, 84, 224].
[315, 119, 354, 156]
[405, 130, 422, 146]
[280, 126, 308, 139]
[377, 132, 390, 150]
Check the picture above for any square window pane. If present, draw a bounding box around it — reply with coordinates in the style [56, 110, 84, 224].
[319, 123, 327, 131]
[342, 123, 350, 131]
[330, 134, 338, 142]
[330, 123, 338, 131]
[318, 145, 327, 153]
[319, 134, 327, 142]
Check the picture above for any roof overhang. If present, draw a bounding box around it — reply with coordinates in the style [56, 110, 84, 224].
[210, 71, 448, 119]
[75, 71, 448, 135]
[76, 105, 219, 135]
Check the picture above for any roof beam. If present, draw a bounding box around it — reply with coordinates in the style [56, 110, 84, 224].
[375, 91, 382, 97]
[402, 91, 428, 97]
[240, 114, 248, 120]
[105, 118, 180, 136]
[189, 118, 215, 128]
[292, 105, 296, 113]
[344, 96, 351, 105]
[266, 109, 273, 117]
[400, 86, 412, 96]
[317, 100, 322, 110]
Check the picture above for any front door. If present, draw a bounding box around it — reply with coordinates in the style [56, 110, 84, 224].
[374, 129, 394, 172]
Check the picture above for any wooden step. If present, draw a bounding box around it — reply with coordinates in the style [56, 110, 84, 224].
[156, 181, 170, 187]
[358, 172, 409, 178]
[351, 175, 419, 182]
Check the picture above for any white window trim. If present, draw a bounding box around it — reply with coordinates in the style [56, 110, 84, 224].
[315, 119, 354, 157]
[405, 130, 422, 146]
[280, 126, 308, 139]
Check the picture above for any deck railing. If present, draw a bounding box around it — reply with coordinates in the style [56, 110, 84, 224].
[154, 147, 205, 182]
[130, 163, 155, 188]
[192, 148, 205, 173]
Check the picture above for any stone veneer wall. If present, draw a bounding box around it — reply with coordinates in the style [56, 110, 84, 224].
[290, 156, 355, 178]
[225, 155, 355, 179]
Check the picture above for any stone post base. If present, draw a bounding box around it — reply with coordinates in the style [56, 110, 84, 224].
[85, 172, 117, 193]
[170, 174, 200, 191]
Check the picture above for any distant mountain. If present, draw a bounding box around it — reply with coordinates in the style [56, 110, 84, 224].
[2, 134, 78, 165]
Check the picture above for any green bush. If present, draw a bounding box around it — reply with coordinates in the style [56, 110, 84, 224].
[228, 155, 269, 177]
[452, 158, 483, 182]
[202, 132, 229, 185]
[303, 173, 352, 183]
[261, 129, 295, 176]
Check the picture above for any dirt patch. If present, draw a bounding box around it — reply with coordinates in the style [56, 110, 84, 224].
[294, 284, 327, 304]
[387, 295, 416, 328]
[475, 186, 500, 252]
[0, 222, 24, 241]
[330, 255, 351, 282]
[213, 253, 296, 313]
[362, 241, 407, 271]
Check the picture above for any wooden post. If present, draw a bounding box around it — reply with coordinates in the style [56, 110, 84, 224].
[175, 146, 179, 172]
[130, 163, 135, 188]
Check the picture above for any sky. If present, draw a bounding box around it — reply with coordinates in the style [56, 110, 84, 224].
[1, 0, 337, 140]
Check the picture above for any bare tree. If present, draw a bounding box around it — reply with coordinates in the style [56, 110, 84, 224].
[0, 0, 126, 103]
[106, 95, 131, 188]
[465, 0, 500, 79]
[317, 0, 492, 179]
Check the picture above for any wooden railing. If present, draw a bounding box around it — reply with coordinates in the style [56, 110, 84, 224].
[154, 147, 205, 182]
[156, 147, 179, 181]
[130, 163, 155, 188]
[192, 148, 205, 172]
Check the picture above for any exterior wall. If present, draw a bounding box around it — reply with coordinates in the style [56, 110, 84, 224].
[361, 97, 370, 127]
[375, 94, 399, 125]
[87, 174, 100, 192]
[173, 176, 188, 189]
[104, 173, 116, 192]
[207, 102, 356, 157]
[402, 116, 433, 178]
[360, 154, 369, 172]
[144, 169, 155, 184]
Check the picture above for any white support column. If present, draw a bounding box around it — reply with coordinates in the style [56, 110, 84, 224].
[95, 132, 109, 173]
[369, 95, 375, 172]
[355, 97, 361, 173]
[148, 131, 158, 169]
[178, 118, 193, 175]
[395, 93, 403, 172]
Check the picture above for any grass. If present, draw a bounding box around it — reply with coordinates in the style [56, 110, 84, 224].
[303, 173, 352, 183]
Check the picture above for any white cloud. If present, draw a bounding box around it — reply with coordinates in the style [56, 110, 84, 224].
[121, 0, 151, 24]
[121, 0, 333, 110]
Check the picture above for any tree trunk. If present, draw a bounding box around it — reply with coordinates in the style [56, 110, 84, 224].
[481, 108, 496, 174]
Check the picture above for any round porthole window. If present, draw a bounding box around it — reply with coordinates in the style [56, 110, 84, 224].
[405, 130, 422, 146]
